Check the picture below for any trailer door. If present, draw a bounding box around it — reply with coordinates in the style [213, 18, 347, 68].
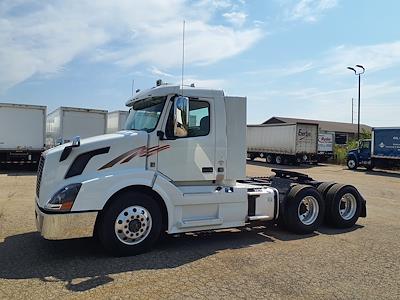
[296, 123, 318, 154]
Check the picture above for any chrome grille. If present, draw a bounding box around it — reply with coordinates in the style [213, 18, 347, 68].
[36, 155, 45, 197]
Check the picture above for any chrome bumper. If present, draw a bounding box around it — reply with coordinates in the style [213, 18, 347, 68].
[35, 205, 98, 240]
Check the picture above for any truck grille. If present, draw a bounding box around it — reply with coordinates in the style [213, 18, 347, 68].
[36, 156, 45, 197]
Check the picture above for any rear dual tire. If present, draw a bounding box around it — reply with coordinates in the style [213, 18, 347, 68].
[325, 184, 362, 228]
[283, 185, 325, 234]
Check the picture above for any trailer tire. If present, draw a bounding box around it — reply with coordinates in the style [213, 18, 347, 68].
[275, 155, 282, 165]
[283, 185, 325, 234]
[325, 184, 361, 228]
[266, 154, 273, 164]
[98, 191, 162, 256]
[248, 153, 256, 161]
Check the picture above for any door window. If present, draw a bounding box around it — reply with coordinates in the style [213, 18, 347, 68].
[166, 99, 210, 138]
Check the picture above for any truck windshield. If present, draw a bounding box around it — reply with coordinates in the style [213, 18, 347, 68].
[125, 96, 166, 132]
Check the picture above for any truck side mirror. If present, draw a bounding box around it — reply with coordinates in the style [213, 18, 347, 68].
[173, 96, 189, 138]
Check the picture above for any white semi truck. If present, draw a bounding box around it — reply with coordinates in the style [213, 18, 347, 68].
[0, 103, 46, 167]
[46, 107, 108, 147]
[247, 123, 319, 165]
[35, 82, 366, 256]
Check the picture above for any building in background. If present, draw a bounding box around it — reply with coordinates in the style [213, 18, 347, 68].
[263, 117, 371, 144]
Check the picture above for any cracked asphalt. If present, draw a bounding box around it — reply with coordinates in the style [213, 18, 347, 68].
[0, 162, 399, 299]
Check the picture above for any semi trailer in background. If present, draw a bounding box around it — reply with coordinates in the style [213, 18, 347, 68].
[247, 123, 319, 165]
[46, 107, 108, 147]
[0, 103, 46, 167]
[317, 133, 334, 162]
[107, 110, 128, 133]
[347, 127, 400, 170]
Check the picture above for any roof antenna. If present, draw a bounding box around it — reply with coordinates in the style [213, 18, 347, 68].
[181, 20, 185, 95]
[131, 79, 134, 97]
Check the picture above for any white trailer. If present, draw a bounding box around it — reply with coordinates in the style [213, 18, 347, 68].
[317, 133, 334, 162]
[35, 82, 366, 257]
[0, 103, 46, 166]
[107, 110, 128, 133]
[46, 107, 108, 147]
[247, 123, 319, 165]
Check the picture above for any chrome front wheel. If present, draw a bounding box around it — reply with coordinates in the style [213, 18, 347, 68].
[114, 205, 152, 245]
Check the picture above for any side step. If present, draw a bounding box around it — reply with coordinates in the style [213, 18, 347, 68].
[177, 218, 223, 228]
[248, 215, 273, 222]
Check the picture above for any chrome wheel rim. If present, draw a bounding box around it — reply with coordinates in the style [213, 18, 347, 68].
[339, 193, 357, 220]
[267, 155, 272, 163]
[276, 156, 282, 164]
[348, 160, 356, 168]
[115, 205, 152, 245]
[298, 196, 319, 225]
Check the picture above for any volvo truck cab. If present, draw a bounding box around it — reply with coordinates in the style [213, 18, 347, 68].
[35, 82, 366, 256]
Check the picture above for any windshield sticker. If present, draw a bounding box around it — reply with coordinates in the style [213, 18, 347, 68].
[98, 145, 170, 170]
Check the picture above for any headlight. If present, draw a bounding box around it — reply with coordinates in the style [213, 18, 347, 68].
[45, 183, 82, 211]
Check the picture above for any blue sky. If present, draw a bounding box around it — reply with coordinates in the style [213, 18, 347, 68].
[0, 0, 399, 126]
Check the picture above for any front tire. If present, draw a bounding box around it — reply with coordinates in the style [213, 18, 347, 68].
[283, 185, 325, 234]
[98, 191, 162, 256]
[266, 154, 273, 164]
[347, 158, 357, 170]
[325, 184, 362, 228]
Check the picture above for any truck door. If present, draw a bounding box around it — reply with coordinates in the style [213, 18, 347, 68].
[157, 97, 216, 182]
[359, 140, 371, 162]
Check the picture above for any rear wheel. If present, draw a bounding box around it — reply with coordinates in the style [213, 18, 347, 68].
[325, 184, 362, 228]
[275, 155, 282, 165]
[266, 154, 273, 164]
[283, 185, 325, 234]
[366, 164, 374, 171]
[317, 182, 336, 199]
[98, 191, 162, 256]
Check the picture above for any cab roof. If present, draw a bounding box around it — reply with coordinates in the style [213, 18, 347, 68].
[125, 84, 224, 107]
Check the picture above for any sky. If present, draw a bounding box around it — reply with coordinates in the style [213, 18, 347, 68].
[0, 0, 399, 127]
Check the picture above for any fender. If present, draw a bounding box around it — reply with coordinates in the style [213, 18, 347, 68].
[71, 169, 155, 211]
[152, 173, 184, 233]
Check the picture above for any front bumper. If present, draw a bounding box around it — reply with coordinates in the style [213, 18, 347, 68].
[35, 204, 98, 240]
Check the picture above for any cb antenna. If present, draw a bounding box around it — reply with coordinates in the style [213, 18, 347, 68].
[181, 20, 185, 95]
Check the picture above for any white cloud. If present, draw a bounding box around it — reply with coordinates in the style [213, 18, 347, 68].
[223, 11, 247, 27]
[288, 0, 338, 23]
[0, 0, 263, 92]
[244, 61, 314, 77]
[319, 41, 400, 75]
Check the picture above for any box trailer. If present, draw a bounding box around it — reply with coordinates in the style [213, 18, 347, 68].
[46, 107, 108, 147]
[347, 127, 400, 170]
[0, 103, 46, 166]
[107, 110, 128, 133]
[247, 123, 319, 165]
[317, 133, 334, 162]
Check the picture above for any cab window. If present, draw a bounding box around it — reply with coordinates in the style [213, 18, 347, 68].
[166, 99, 210, 138]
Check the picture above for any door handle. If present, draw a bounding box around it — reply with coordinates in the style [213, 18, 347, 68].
[202, 167, 213, 173]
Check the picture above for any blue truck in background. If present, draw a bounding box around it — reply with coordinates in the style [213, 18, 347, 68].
[347, 127, 400, 170]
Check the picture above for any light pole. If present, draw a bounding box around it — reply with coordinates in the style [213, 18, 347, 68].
[347, 65, 365, 140]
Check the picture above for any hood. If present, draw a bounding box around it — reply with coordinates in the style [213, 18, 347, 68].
[347, 148, 358, 156]
[37, 130, 148, 207]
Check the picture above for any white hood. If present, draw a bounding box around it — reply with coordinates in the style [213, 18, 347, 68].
[37, 130, 149, 208]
